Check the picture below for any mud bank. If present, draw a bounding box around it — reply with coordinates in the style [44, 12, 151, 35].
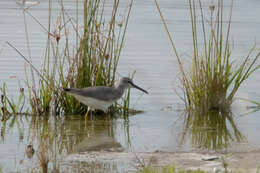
[64, 150, 260, 172]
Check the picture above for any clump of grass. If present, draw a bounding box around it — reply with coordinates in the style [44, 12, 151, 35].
[155, 0, 260, 113]
[0, 83, 27, 116]
[6, 0, 133, 116]
[57, 0, 133, 115]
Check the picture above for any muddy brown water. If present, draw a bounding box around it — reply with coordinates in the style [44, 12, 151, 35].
[1, 0, 260, 172]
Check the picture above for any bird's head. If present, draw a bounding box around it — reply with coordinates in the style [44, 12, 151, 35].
[117, 77, 148, 94]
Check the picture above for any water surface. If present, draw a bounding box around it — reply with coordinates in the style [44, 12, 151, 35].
[1, 0, 260, 172]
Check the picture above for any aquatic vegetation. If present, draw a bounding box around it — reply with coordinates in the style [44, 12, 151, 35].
[57, 0, 134, 115]
[239, 98, 260, 112]
[140, 166, 206, 173]
[155, 0, 260, 113]
[5, 0, 134, 116]
[0, 83, 27, 116]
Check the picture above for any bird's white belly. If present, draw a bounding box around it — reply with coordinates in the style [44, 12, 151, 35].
[74, 95, 114, 112]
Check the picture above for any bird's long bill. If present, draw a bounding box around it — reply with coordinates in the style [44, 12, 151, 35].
[130, 82, 148, 94]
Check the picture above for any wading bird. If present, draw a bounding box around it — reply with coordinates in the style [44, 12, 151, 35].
[65, 77, 148, 118]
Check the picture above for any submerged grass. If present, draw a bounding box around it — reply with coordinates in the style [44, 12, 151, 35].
[154, 0, 260, 113]
[3, 0, 133, 116]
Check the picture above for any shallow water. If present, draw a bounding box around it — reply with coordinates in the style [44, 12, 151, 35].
[1, 0, 260, 172]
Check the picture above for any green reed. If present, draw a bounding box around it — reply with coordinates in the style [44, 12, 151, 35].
[57, 0, 133, 114]
[0, 83, 27, 116]
[155, 0, 260, 113]
[5, 0, 133, 116]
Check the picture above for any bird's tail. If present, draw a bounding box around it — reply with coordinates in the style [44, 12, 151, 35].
[64, 88, 71, 92]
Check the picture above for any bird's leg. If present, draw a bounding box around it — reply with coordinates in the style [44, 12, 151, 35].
[105, 110, 110, 122]
[84, 107, 90, 120]
[90, 109, 94, 121]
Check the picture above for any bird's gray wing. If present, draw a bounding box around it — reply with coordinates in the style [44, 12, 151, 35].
[66, 87, 122, 101]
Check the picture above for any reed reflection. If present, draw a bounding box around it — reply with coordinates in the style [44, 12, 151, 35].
[0, 113, 127, 172]
[180, 110, 245, 150]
